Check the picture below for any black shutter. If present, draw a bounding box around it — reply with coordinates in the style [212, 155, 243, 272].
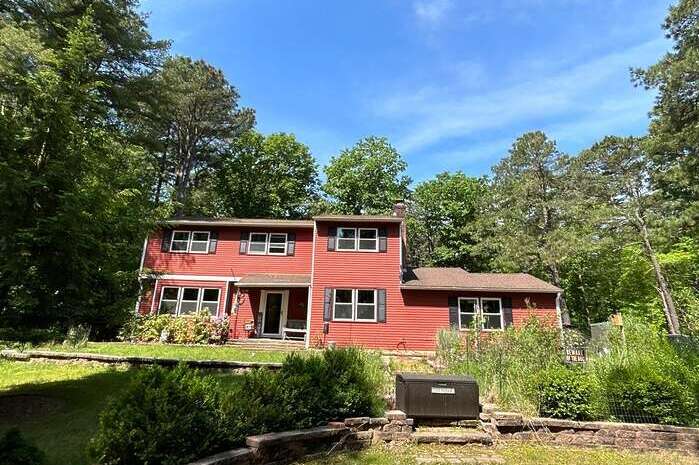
[378, 227, 388, 252]
[161, 229, 172, 252]
[377, 289, 386, 323]
[239, 231, 249, 254]
[502, 296, 513, 328]
[287, 232, 296, 256]
[323, 288, 333, 321]
[208, 231, 218, 253]
[448, 296, 459, 329]
[327, 227, 337, 251]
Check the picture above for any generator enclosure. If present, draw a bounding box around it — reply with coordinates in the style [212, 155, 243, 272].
[395, 373, 479, 420]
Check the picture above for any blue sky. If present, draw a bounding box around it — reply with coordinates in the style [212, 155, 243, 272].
[141, 0, 672, 182]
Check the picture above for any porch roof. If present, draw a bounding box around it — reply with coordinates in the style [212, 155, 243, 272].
[236, 273, 311, 288]
[401, 267, 562, 293]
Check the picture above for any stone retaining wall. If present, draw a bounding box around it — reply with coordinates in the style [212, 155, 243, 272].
[188, 409, 699, 465]
[481, 411, 699, 453]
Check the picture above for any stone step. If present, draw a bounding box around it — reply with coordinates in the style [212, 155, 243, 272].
[416, 455, 505, 464]
[413, 431, 494, 445]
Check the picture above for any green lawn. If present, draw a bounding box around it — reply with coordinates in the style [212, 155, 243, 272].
[31, 341, 295, 363]
[0, 360, 241, 465]
[300, 443, 697, 465]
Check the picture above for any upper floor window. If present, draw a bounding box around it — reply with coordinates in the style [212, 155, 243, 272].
[170, 230, 210, 253]
[248, 232, 288, 255]
[458, 297, 503, 331]
[336, 227, 378, 252]
[159, 287, 220, 316]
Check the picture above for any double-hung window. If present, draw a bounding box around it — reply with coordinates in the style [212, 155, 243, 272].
[333, 289, 377, 322]
[170, 230, 210, 253]
[457, 297, 503, 331]
[158, 287, 220, 316]
[458, 298, 479, 330]
[336, 227, 378, 252]
[248, 232, 287, 255]
[480, 298, 503, 330]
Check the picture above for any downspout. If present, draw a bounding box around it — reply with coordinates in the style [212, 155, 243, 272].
[134, 237, 148, 315]
[555, 292, 563, 329]
[150, 278, 159, 315]
[305, 221, 318, 349]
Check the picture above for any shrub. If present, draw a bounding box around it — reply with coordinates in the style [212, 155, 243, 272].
[536, 365, 595, 420]
[0, 428, 45, 465]
[220, 347, 385, 445]
[118, 313, 229, 344]
[602, 364, 696, 426]
[89, 365, 230, 465]
[588, 317, 699, 426]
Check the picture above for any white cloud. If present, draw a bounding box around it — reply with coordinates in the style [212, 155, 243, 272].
[413, 0, 454, 25]
[372, 37, 666, 155]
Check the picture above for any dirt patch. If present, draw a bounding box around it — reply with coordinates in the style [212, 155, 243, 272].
[0, 394, 65, 422]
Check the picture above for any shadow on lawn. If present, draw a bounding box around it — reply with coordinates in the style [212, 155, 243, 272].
[0, 367, 138, 465]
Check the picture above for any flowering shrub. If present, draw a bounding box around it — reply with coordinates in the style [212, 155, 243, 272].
[119, 312, 229, 344]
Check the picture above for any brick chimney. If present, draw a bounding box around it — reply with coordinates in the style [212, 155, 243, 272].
[393, 201, 406, 218]
[393, 201, 408, 270]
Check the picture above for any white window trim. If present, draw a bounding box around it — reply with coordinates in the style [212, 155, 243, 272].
[159, 286, 181, 315]
[200, 288, 221, 316]
[358, 228, 379, 252]
[480, 297, 504, 331]
[169, 230, 210, 254]
[355, 288, 378, 322]
[169, 230, 191, 253]
[157, 286, 221, 317]
[267, 232, 288, 255]
[457, 297, 479, 331]
[189, 231, 211, 254]
[333, 289, 377, 322]
[333, 288, 355, 321]
[178, 287, 201, 315]
[457, 297, 504, 331]
[336, 227, 379, 252]
[248, 232, 269, 255]
[248, 232, 288, 256]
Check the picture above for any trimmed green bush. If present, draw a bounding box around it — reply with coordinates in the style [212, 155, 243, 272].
[89, 365, 230, 465]
[90, 348, 385, 463]
[602, 364, 696, 426]
[536, 365, 595, 420]
[0, 428, 45, 465]
[220, 347, 385, 445]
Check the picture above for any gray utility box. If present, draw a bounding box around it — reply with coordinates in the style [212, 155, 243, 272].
[395, 373, 479, 420]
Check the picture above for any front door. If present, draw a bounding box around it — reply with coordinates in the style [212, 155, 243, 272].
[260, 290, 288, 337]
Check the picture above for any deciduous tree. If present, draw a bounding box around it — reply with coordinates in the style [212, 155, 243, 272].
[322, 136, 411, 214]
[407, 172, 490, 270]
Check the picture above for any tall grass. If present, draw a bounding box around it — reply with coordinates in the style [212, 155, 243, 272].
[436, 316, 699, 425]
[436, 318, 561, 414]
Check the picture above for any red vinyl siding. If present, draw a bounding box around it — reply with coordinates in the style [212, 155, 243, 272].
[143, 227, 312, 276]
[309, 221, 557, 350]
[309, 221, 405, 348]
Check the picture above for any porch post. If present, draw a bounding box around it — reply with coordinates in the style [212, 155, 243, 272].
[304, 285, 312, 349]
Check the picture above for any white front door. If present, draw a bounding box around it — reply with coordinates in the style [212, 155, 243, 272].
[259, 290, 288, 337]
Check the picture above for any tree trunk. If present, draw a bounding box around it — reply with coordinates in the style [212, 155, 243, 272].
[549, 263, 571, 326]
[636, 211, 681, 334]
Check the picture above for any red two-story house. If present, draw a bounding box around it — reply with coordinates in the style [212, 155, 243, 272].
[137, 204, 562, 350]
